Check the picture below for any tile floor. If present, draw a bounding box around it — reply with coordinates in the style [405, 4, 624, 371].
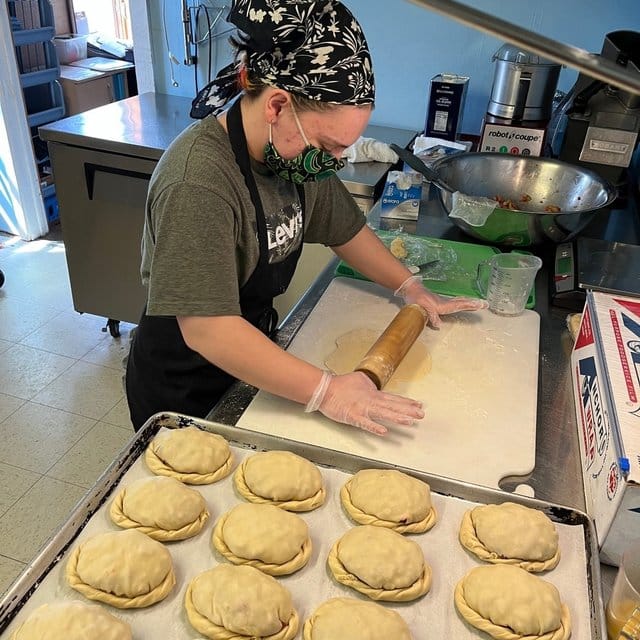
[0, 226, 136, 596]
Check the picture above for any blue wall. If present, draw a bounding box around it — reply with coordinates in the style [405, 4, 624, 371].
[151, 0, 640, 134]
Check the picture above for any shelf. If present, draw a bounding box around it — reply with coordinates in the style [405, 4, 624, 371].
[18, 40, 59, 87]
[11, 26, 54, 46]
[7, 0, 63, 227]
[27, 105, 64, 128]
[23, 77, 65, 128]
[20, 67, 59, 88]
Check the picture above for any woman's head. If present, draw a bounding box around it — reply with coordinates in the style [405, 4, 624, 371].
[191, 0, 375, 119]
[260, 88, 372, 182]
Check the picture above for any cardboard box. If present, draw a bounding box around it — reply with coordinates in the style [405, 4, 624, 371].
[570, 291, 640, 565]
[380, 171, 423, 220]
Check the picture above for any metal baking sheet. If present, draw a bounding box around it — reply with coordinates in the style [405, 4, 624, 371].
[0, 413, 606, 639]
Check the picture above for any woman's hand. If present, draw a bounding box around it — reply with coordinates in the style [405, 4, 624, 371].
[305, 371, 424, 436]
[395, 275, 488, 329]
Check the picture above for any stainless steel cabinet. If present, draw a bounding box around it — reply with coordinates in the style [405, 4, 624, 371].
[48, 141, 155, 324]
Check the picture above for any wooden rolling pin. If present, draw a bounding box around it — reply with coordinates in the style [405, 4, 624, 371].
[354, 304, 427, 389]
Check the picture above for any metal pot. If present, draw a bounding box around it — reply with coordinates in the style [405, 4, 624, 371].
[429, 153, 617, 246]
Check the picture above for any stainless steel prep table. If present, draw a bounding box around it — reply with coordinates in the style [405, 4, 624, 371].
[39, 92, 414, 328]
[208, 180, 639, 513]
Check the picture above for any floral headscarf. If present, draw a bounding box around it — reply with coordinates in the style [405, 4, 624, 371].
[190, 0, 375, 118]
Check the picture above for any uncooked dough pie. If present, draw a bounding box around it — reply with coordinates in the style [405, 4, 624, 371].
[327, 524, 431, 602]
[459, 501, 560, 572]
[234, 450, 325, 511]
[212, 502, 311, 576]
[10, 601, 132, 640]
[145, 426, 233, 484]
[185, 564, 299, 640]
[341, 469, 437, 533]
[66, 529, 176, 608]
[109, 476, 209, 541]
[454, 564, 571, 640]
[303, 597, 412, 640]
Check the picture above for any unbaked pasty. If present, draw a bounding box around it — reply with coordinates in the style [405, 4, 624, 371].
[234, 450, 325, 511]
[212, 502, 311, 576]
[9, 601, 132, 640]
[341, 469, 437, 533]
[109, 476, 209, 541]
[66, 529, 175, 608]
[185, 564, 299, 640]
[303, 597, 412, 640]
[145, 426, 233, 484]
[327, 524, 431, 602]
[459, 502, 560, 572]
[454, 564, 571, 640]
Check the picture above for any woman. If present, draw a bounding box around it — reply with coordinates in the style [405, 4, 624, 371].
[125, 0, 486, 435]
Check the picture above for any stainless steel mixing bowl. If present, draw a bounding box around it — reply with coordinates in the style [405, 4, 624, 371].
[429, 152, 617, 246]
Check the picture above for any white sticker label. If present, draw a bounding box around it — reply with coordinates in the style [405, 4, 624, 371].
[433, 111, 448, 132]
[480, 123, 545, 156]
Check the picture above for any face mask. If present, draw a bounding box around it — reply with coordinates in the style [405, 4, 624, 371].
[263, 105, 345, 184]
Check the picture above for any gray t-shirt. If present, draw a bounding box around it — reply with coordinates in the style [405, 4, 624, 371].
[141, 115, 365, 317]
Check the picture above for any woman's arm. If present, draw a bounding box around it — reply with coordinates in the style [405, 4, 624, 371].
[331, 224, 488, 327]
[177, 315, 322, 403]
[177, 314, 424, 435]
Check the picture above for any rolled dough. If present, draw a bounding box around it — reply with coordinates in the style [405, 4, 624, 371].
[324, 328, 431, 392]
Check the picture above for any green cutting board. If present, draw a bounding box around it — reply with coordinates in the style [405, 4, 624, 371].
[335, 230, 536, 308]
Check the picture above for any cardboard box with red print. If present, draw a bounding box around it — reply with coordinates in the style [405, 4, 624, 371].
[570, 291, 640, 566]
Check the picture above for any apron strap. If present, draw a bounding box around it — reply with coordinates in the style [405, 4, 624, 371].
[226, 99, 304, 268]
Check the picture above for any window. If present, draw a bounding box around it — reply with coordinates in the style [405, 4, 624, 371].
[71, 0, 132, 44]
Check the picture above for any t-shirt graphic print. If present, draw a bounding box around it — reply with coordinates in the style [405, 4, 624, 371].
[265, 201, 303, 264]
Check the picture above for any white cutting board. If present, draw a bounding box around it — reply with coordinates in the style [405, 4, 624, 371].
[238, 278, 540, 489]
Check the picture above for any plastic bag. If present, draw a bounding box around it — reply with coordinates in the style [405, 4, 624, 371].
[448, 191, 497, 227]
[378, 230, 456, 281]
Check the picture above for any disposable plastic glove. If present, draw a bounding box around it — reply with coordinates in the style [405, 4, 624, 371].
[305, 370, 424, 436]
[394, 275, 488, 329]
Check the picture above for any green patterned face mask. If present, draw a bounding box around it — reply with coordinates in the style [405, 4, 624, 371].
[263, 105, 345, 184]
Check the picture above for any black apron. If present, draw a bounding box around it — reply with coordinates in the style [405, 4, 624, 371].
[126, 99, 305, 431]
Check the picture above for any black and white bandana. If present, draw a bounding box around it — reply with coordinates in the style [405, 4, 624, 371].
[190, 0, 375, 119]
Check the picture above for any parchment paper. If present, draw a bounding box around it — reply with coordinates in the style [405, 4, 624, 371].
[1, 429, 591, 639]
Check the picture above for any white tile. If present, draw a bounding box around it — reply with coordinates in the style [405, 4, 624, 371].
[0, 237, 65, 272]
[0, 344, 75, 400]
[82, 322, 136, 370]
[0, 463, 41, 517]
[0, 392, 24, 422]
[31, 360, 125, 420]
[0, 238, 72, 311]
[47, 422, 134, 488]
[2, 269, 73, 312]
[0, 555, 26, 597]
[0, 296, 64, 342]
[0, 476, 86, 563]
[101, 397, 134, 429]
[21, 311, 110, 359]
[0, 402, 95, 473]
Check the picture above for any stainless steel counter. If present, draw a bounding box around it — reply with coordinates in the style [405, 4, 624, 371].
[39, 92, 195, 160]
[208, 182, 640, 513]
[337, 124, 418, 212]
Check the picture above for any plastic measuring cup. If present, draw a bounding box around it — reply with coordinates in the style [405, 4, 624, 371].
[606, 541, 640, 639]
[476, 253, 542, 316]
